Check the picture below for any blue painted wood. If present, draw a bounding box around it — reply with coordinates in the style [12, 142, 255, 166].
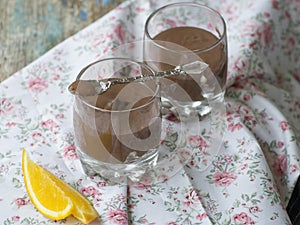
[0, 0, 124, 82]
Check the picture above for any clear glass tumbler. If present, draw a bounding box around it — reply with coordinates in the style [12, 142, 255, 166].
[71, 58, 161, 183]
[144, 2, 227, 118]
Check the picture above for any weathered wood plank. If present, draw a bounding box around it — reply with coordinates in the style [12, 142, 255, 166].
[0, 0, 124, 82]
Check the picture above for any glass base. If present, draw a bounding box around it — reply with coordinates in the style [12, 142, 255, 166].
[76, 148, 159, 184]
[161, 92, 225, 120]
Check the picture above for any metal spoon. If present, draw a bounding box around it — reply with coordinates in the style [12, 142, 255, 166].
[68, 61, 208, 96]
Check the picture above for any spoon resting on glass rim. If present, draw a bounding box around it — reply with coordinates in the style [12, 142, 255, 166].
[68, 60, 209, 96]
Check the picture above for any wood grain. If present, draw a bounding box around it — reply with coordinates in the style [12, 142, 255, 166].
[0, 0, 124, 82]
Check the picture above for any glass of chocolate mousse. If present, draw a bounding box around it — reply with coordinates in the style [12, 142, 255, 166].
[70, 58, 161, 182]
[144, 2, 227, 118]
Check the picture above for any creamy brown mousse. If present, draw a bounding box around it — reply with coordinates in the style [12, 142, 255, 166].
[72, 79, 161, 163]
[148, 26, 227, 101]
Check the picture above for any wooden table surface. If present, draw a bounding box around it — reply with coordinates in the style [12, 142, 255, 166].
[0, 0, 124, 82]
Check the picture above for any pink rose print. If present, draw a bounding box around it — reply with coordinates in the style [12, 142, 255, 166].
[165, 113, 180, 123]
[0, 98, 13, 115]
[11, 216, 20, 222]
[280, 121, 288, 131]
[6, 122, 16, 127]
[224, 155, 233, 164]
[233, 212, 255, 224]
[141, 218, 148, 223]
[196, 213, 208, 221]
[287, 36, 296, 48]
[183, 188, 201, 207]
[157, 174, 169, 182]
[135, 6, 145, 12]
[228, 122, 243, 132]
[293, 72, 300, 83]
[261, 24, 273, 45]
[27, 77, 48, 92]
[178, 148, 193, 162]
[55, 113, 65, 120]
[272, 0, 279, 9]
[80, 186, 99, 198]
[14, 197, 27, 207]
[249, 206, 260, 214]
[166, 18, 176, 28]
[290, 164, 299, 173]
[114, 24, 126, 43]
[233, 56, 247, 72]
[132, 180, 151, 189]
[97, 181, 107, 187]
[51, 73, 60, 80]
[243, 94, 251, 101]
[285, 11, 291, 19]
[240, 163, 248, 171]
[272, 154, 287, 176]
[167, 222, 178, 225]
[31, 131, 44, 142]
[188, 135, 208, 150]
[277, 141, 284, 148]
[108, 208, 128, 225]
[41, 119, 58, 132]
[207, 22, 214, 30]
[213, 171, 237, 187]
[63, 144, 78, 160]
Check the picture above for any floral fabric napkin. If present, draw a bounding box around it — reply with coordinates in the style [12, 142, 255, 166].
[1, 0, 300, 224]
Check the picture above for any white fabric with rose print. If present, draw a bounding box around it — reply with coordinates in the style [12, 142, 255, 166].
[1, 0, 300, 224]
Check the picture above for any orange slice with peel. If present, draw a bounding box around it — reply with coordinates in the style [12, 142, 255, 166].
[22, 149, 99, 224]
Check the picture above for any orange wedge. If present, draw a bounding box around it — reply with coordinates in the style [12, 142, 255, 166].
[22, 149, 99, 224]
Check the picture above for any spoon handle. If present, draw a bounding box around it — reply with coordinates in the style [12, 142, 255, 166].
[68, 61, 208, 96]
[68, 67, 186, 96]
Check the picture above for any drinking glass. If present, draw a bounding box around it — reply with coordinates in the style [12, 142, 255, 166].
[144, 2, 227, 118]
[71, 58, 161, 183]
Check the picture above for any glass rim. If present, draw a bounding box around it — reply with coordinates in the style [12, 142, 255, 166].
[75, 57, 160, 113]
[144, 2, 227, 53]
